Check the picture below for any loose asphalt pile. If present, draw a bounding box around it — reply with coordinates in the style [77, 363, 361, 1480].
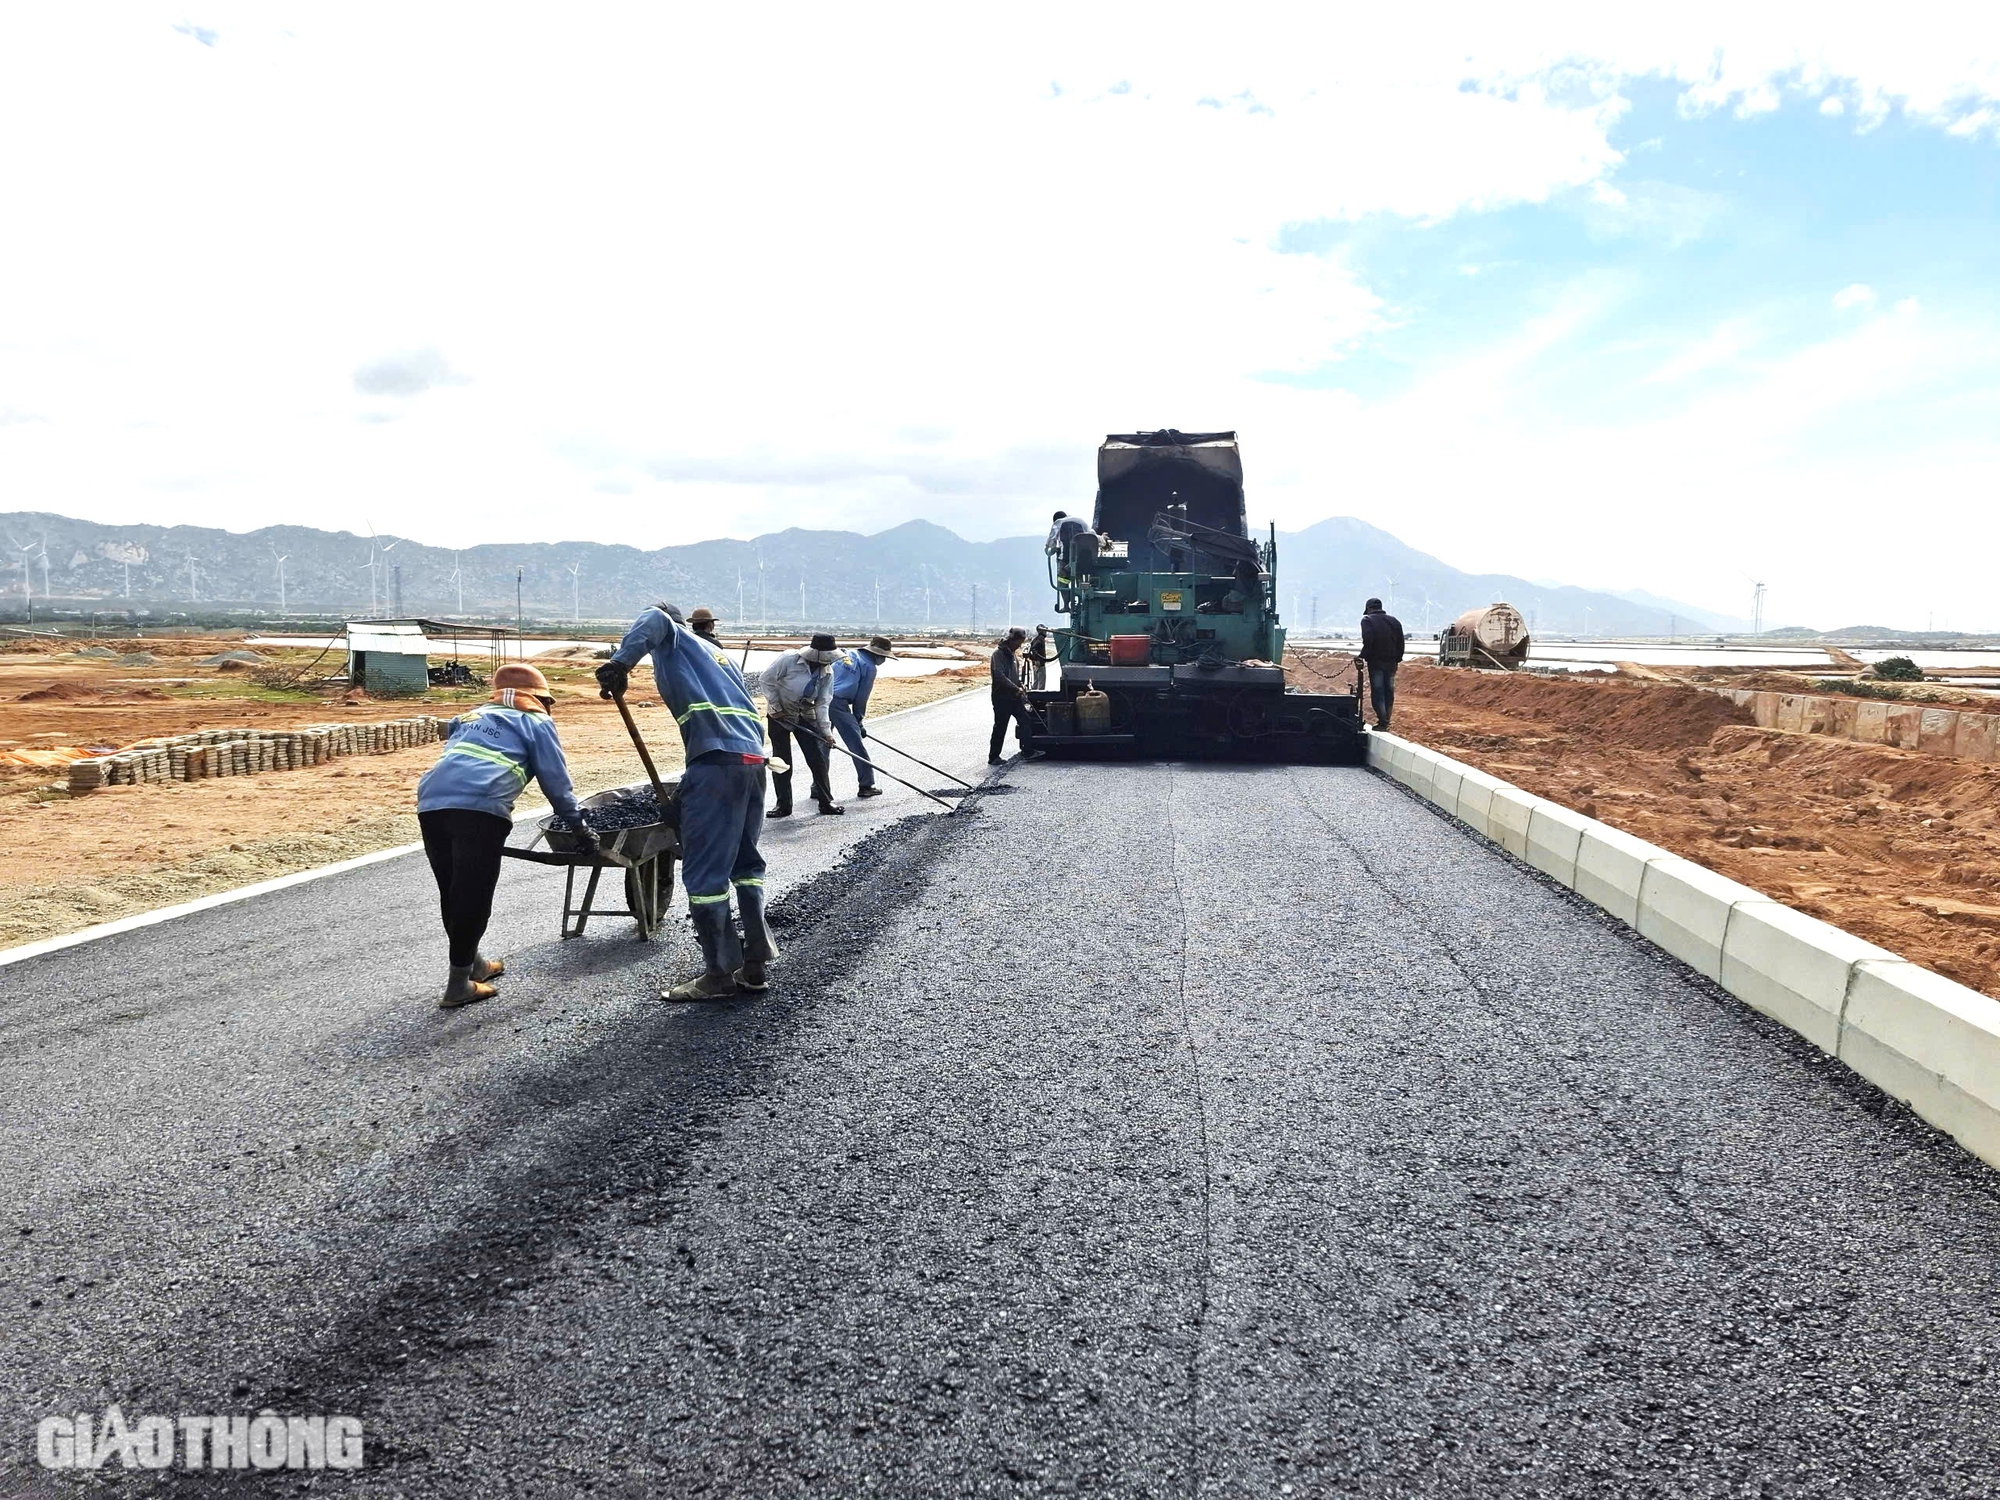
[4, 716, 2000, 1494]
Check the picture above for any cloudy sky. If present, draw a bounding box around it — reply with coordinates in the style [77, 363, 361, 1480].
[1, 5, 1996, 628]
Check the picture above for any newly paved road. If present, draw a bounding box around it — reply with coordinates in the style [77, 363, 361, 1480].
[6, 694, 2000, 1496]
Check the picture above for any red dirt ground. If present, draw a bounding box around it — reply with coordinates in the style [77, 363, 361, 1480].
[1290, 654, 2000, 1000]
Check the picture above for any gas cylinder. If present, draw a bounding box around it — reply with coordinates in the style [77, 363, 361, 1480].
[1075, 682, 1111, 735]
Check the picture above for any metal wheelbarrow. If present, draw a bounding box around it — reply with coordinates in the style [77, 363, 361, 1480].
[502, 781, 680, 940]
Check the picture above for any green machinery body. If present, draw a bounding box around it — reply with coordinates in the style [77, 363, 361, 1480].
[1023, 429, 1366, 764]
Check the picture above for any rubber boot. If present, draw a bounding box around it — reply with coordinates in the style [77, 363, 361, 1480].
[664, 903, 742, 1002]
[440, 965, 497, 1010]
[735, 884, 780, 992]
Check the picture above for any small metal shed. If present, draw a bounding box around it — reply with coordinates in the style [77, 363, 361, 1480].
[346, 621, 431, 694]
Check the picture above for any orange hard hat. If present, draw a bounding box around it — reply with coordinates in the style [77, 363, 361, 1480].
[493, 663, 554, 699]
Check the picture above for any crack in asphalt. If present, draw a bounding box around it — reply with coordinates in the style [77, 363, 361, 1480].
[1165, 763, 1214, 1500]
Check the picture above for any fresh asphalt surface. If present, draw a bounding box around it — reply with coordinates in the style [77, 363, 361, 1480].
[5, 688, 2000, 1496]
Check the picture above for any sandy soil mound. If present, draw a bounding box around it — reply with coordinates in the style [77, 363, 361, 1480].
[1397, 665, 1753, 752]
[17, 681, 102, 702]
[1382, 663, 2000, 999]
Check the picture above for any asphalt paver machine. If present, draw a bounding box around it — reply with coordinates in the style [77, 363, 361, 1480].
[1024, 430, 1366, 763]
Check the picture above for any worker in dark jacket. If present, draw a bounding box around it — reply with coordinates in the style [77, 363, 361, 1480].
[990, 627, 1037, 764]
[1358, 597, 1406, 730]
[417, 663, 588, 1010]
[597, 603, 774, 1002]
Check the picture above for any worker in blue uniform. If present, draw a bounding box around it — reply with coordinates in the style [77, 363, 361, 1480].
[416, 663, 589, 1010]
[596, 603, 776, 1001]
[829, 635, 895, 799]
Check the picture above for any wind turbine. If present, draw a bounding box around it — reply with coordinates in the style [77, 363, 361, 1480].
[757, 554, 766, 628]
[35, 534, 50, 598]
[798, 571, 805, 625]
[1005, 579, 1013, 631]
[183, 549, 200, 604]
[737, 567, 745, 624]
[448, 554, 465, 615]
[10, 538, 32, 609]
[874, 577, 882, 627]
[270, 546, 289, 612]
[567, 561, 581, 624]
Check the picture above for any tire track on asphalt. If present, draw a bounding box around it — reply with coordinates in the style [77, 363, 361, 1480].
[1286, 767, 1749, 1265]
[1164, 763, 1213, 1500]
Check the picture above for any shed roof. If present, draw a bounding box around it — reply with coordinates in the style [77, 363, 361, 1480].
[347, 622, 432, 656]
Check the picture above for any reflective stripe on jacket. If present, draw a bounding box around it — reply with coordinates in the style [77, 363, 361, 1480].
[611, 607, 767, 761]
[416, 703, 581, 822]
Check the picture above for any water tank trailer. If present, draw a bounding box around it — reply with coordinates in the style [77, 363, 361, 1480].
[1022, 430, 1366, 763]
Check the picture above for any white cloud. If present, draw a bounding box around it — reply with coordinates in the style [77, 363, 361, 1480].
[0, 3, 1997, 628]
[1832, 283, 1877, 310]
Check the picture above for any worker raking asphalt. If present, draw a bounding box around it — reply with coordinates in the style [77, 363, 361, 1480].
[7, 745, 2000, 1494]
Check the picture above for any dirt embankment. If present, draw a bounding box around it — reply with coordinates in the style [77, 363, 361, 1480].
[0, 644, 981, 949]
[1294, 656, 2000, 1000]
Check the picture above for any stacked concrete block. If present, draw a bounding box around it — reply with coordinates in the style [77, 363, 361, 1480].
[64, 712, 455, 795]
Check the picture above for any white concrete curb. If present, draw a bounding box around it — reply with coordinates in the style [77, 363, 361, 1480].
[0, 688, 978, 971]
[1366, 730, 2000, 1172]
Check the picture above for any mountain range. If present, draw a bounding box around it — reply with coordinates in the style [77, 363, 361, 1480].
[0, 510, 1745, 638]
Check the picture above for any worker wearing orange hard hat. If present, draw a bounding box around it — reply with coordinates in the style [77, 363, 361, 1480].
[415, 661, 589, 1010]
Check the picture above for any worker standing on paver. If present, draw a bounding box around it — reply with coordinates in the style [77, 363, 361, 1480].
[830, 635, 894, 800]
[416, 663, 589, 1010]
[762, 633, 843, 818]
[596, 604, 777, 1001]
[1358, 596, 1406, 731]
[1025, 624, 1056, 691]
[1045, 511, 1089, 586]
[989, 626, 1037, 764]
